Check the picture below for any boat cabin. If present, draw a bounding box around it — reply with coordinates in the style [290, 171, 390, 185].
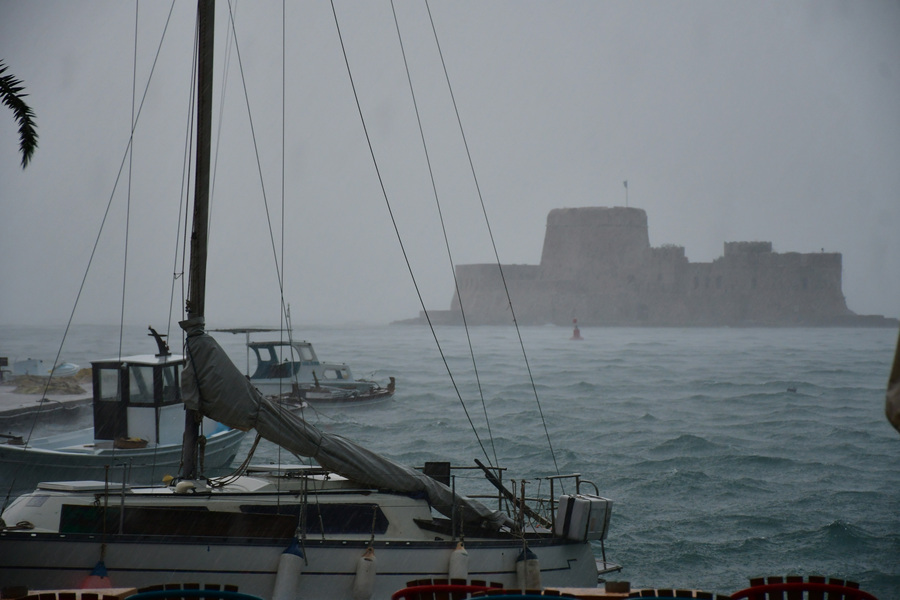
[247, 340, 353, 383]
[91, 354, 186, 447]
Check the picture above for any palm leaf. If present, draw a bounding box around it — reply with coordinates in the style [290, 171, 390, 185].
[0, 60, 39, 168]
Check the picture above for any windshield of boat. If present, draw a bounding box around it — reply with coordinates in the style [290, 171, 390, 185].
[248, 343, 315, 379]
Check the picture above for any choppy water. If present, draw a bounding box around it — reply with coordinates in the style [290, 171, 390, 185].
[2, 323, 898, 598]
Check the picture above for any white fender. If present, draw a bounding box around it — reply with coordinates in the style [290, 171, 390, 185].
[351, 546, 377, 600]
[515, 547, 541, 591]
[448, 541, 469, 581]
[272, 539, 305, 600]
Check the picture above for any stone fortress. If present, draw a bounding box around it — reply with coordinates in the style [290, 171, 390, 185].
[404, 207, 896, 327]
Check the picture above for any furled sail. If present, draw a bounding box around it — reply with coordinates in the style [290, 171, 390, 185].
[179, 318, 515, 530]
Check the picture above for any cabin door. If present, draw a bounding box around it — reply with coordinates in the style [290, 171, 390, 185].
[93, 365, 127, 441]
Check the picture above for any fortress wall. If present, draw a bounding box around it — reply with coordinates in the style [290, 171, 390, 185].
[423, 206, 878, 327]
[451, 264, 541, 323]
[679, 249, 849, 324]
[645, 245, 689, 294]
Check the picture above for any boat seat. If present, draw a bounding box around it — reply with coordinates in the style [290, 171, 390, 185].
[729, 575, 877, 600]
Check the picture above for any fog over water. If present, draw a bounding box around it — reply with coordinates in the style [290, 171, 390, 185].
[1, 1, 898, 328]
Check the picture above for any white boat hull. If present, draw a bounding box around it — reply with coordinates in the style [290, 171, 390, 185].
[0, 533, 598, 598]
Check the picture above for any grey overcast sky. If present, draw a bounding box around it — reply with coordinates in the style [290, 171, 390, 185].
[1, 0, 898, 328]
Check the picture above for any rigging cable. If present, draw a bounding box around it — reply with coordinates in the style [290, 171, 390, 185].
[222, 0, 295, 353]
[169, 1, 199, 343]
[221, 0, 305, 486]
[0, 0, 180, 514]
[389, 0, 498, 470]
[119, 0, 138, 365]
[424, 0, 560, 476]
[220, 0, 289, 441]
[223, 0, 286, 312]
[328, 0, 493, 468]
[208, 0, 237, 252]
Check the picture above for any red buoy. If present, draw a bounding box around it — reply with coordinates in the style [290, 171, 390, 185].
[571, 319, 583, 340]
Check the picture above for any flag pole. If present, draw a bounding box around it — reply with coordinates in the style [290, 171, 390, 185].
[623, 180, 628, 207]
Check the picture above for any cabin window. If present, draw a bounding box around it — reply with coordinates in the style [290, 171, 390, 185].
[98, 367, 121, 402]
[60, 504, 297, 538]
[128, 365, 155, 405]
[161, 364, 180, 404]
[322, 368, 348, 380]
[241, 503, 389, 535]
[298, 346, 315, 361]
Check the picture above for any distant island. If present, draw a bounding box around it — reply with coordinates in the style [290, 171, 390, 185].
[397, 206, 897, 327]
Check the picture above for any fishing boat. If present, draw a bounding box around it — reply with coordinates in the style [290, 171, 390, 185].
[218, 328, 395, 406]
[0, 328, 246, 494]
[0, 2, 619, 596]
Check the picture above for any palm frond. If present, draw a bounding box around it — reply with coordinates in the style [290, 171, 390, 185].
[0, 60, 39, 168]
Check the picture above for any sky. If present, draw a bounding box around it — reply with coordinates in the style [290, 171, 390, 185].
[1, 0, 898, 329]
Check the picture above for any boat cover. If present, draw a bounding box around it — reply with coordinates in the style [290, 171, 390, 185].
[180, 319, 515, 530]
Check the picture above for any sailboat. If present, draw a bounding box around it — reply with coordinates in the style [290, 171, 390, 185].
[0, 2, 618, 597]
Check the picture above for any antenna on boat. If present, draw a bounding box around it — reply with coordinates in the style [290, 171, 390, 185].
[148, 326, 171, 357]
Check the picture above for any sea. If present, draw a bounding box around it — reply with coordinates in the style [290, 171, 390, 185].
[1, 323, 898, 598]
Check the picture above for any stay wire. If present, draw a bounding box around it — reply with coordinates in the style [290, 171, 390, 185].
[118, 0, 138, 366]
[389, 0, 498, 469]
[1, 0, 179, 513]
[424, 0, 560, 476]
[279, 0, 287, 492]
[209, 1, 237, 247]
[223, 0, 297, 481]
[328, 0, 493, 468]
[224, 0, 291, 327]
[169, 5, 199, 343]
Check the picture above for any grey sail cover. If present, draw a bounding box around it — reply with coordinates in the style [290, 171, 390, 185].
[180, 321, 514, 530]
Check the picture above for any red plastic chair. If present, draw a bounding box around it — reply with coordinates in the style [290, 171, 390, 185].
[392, 584, 496, 600]
[730, 575, 878, 600]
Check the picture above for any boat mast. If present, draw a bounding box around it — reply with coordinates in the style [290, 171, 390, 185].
[186, 0, 214, 322]
[181, 0, 215, 480]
